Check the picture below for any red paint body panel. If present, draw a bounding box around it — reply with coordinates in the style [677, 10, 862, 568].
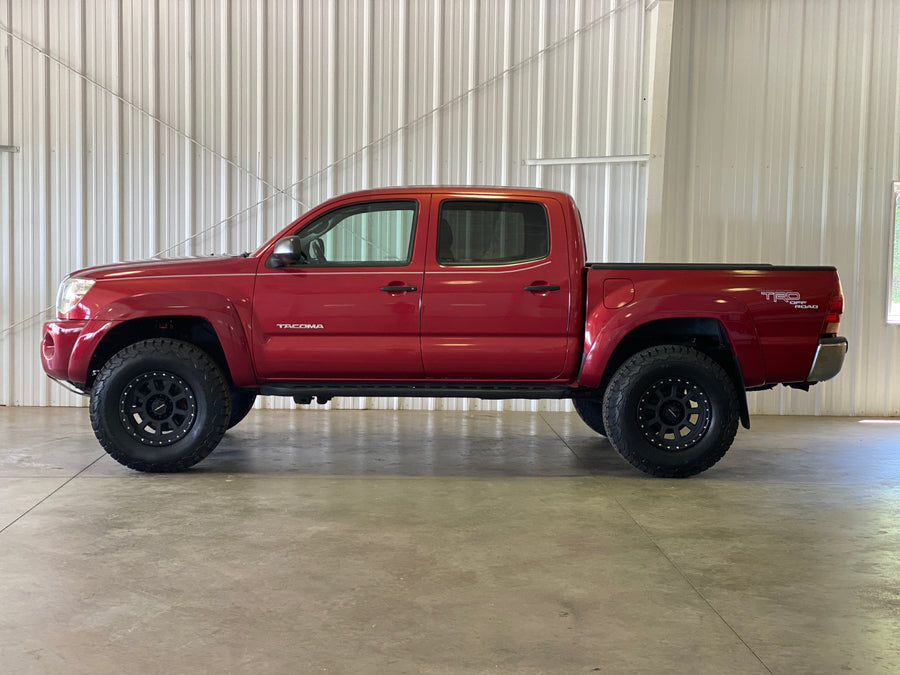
[40, 187, 845, 398]
[251, 188, 432, 381]
[43, 257, 258, 386]
[41, 320, 89, 382]
[420, 192, 575, 380]
[581, 267, 840, 387]
[581, 288, 764, 387]
[253, 268, 426, 379]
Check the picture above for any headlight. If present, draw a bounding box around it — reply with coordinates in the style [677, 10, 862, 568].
[57, 277, 95, 316]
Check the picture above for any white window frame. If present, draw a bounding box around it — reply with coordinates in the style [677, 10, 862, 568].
[890, 182, 900, 324]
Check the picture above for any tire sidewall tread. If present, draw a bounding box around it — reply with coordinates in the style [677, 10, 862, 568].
[89, 338, 231, 472]
[602, 345, 740, 478]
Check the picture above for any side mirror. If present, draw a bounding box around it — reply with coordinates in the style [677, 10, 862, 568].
[266, 236, 307, 268]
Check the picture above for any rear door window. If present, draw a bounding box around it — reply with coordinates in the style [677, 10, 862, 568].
[436, 200, 549, 265]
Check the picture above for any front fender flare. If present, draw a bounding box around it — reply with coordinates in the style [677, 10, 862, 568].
[68, 292, 256, 386]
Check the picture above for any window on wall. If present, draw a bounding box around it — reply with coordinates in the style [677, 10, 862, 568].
[891, 182, 900, 324]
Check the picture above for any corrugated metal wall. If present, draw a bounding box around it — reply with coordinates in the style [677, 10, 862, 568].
[0, 0, 652, 410]
[654, 0, 900, 416]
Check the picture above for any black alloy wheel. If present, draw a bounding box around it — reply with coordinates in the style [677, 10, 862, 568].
[636, 376, 711, 452]
[90, 338, 231, 472]
[119, 371, 198, 446]
[602, 345, 740, 478]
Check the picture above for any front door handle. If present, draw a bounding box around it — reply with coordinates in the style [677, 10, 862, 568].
[524, 284, 561, 292]
[380, 285, 418, 293]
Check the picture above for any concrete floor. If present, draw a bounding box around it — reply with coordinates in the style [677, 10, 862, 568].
[0, 407, 898, 674]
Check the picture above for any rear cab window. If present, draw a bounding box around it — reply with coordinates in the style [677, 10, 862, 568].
[436, 200, 550, 266]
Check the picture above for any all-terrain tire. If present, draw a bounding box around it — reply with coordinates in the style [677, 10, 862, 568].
[573, 396, 606, 436]
[602, 345, 740, 478]
[89, 338, 231, 472]
[227, 388, 258, 429]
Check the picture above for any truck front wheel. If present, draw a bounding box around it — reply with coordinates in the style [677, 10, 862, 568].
[602, 345, 739, 477]
[89, 338, 231, 472]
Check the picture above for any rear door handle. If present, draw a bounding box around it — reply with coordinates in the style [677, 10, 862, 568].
[380, 285, 418, 293]
[524, 284, 561, 292]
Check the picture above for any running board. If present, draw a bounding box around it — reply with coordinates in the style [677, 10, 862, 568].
[259, 382, 574, 405]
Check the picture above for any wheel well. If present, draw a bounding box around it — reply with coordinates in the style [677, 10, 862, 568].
[600, 317, 750, 428]
[87, 317, 231, 388]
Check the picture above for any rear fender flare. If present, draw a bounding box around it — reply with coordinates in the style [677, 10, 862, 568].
[579, 294, 765, 390]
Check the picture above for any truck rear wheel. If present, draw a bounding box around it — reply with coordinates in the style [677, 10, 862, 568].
[602, 345, 739, 477]
[573, 397, 606, 436]
[90, 338, 231, 472]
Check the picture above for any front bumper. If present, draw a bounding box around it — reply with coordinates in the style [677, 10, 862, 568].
[41, 320, 89, 384]
[806, 336, 848, 383]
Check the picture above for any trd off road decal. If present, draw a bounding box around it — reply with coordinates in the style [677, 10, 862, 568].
[759, 291, 819, 310]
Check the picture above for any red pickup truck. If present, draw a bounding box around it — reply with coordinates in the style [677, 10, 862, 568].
[41, 186, 847, 477]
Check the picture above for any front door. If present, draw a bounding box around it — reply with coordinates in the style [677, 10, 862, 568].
[420, 197, 572, 380]
[253, 198, 427, 380]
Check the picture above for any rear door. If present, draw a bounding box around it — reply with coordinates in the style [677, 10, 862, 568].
[420, 196, 572, 380]
[252, 197, 428, 380]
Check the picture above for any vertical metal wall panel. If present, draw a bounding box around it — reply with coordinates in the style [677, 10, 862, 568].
[1, 0, 12, 407]
[655, 0, 900, 416]
[1, 0, 649, 411]
[12, 1, 49, 406]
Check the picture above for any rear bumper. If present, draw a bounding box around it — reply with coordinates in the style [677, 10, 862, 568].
[806, 336, 848, 383]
